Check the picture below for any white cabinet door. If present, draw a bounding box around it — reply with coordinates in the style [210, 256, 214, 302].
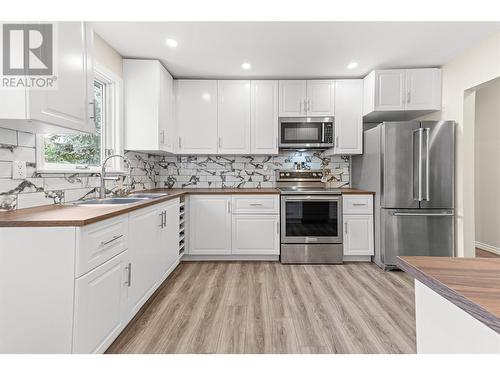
[158, 199, 180, 282]
[176, 80, 218, 154]
[232, 215, 280, 255]
[218, 80, 251, 154]
[343, 215, 374, 256]
[374, 70, 406, 111]
[189, 196, 231, 255]
[251, 80, 278, 154]
[334, 80, 363, 155]
[128, 206, 161, 317]
[405, 68, 442, 111]
[159, 65, 174, 153]
[279, 80, 307, 116]
[29, 22, 94, 133]
[306, 80, 335, 116]
[73, 250, 129, 354]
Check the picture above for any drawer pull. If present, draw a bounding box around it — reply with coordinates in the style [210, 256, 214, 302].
[100, 234, 123, 246]
[249, 203, 263, 206]
[352, 203, 367, 206]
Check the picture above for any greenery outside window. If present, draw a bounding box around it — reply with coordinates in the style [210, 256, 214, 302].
[36, 64, 123, 173]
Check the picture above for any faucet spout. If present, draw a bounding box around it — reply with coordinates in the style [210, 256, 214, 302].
[100, 154, 132, 199]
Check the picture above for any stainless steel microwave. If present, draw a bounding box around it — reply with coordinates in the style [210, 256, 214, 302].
[278, 117, 334, 149]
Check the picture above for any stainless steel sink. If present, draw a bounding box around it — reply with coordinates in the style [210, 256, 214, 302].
[128, 193, 170, 199]
[74, 197, 148, 206]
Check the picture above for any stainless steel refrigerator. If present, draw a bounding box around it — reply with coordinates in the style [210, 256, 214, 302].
[352, 121, 455, 270]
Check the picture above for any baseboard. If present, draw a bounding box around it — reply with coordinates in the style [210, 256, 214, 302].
[182, 254, 280, 261]
[475, 241, 500, 256]
[343, 255, 372, 262]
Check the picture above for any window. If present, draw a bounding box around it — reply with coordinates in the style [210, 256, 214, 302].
[36, 64, 123, 173]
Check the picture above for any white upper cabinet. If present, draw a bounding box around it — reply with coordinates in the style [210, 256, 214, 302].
[279, 80, 334, 117]
[332, 79, 363, 155]
[124, 59, 174, 153]
[175, 80, 218, 154]
[279, 80, 307, 116]
[218, 80, 251, 154]
[363, 68, 442, 121]
[306, 80, 335, 116]
[251, 80, 278, 154]
[404, 68, 442, 110]
[0, 22, 95, 134]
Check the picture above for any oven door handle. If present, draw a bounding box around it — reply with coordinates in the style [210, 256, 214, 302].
[282, 195, 341, 201]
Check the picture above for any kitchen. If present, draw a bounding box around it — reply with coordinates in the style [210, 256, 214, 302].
[1, 12, 500, 367]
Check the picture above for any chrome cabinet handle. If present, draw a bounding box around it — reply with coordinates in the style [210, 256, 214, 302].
[89, 101, 96, 120]
[163, 211, 167, 228]
[227, 201, 231, 214]
[407, 91, 411, 104]
[344, 222, 348, 235]
[218, 137, 222, 148]
[352, 203, 367, 207]
[101, 234, 123, 246]
[159, 211, 165, 228]
[249, 203, 263, 206]
[178, 136, 182, 149]
[308, 99, 311, 112]
[125, 262, 132, 287]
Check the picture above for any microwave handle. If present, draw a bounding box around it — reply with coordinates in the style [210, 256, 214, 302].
[322, 123, 325, 142]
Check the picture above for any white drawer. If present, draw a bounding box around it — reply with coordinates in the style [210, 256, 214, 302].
[231, 195, 279, 214]
[343, 195, 373, 214]
[75, 215, 129, 277]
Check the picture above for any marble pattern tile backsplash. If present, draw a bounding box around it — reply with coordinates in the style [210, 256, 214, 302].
[1, 126, 351, 211]
[0, 127, 159, 211]
[158, 151, 350, 189]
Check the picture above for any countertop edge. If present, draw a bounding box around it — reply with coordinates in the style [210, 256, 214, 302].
[397, 256, 500, 335]
[0, 188, 374, 227]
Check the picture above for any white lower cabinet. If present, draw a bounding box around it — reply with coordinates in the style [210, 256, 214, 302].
[342, 195, 374, 257]
[188, 195, 232, 255]
[158, 199, 181, 282]
[73, 250, 130, 354]
[343, 215, 374, 256]
[188, 194, 280, 257]
[232, 215, 280, 255]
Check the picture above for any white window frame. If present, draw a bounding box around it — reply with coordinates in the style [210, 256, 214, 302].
[36, 63, 124, 173]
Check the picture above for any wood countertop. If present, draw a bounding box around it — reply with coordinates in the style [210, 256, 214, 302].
[0, 187, 373, 227]
[397, 256, 500, 334]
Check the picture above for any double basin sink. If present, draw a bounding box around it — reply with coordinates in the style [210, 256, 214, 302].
[74, 193, 170, 206]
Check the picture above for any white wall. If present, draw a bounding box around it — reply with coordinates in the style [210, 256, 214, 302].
[94, 33, 123, 77]
[474, 79, 500, 252]
[421, 30, 500, 257]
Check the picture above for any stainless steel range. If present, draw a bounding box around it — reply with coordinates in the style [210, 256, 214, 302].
[277, 170, 343, 264]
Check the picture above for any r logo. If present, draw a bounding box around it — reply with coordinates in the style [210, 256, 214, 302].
[3, 24, 53, 76]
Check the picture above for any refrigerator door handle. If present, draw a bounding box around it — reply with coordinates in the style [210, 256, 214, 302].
[392, 212, 454, 217]
[423, 127, 430, 201]
[412, 128, 423, 201]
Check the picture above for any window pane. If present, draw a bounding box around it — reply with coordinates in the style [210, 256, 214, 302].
[43, 80, 104, 166]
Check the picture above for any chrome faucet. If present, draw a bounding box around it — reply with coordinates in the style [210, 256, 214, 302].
[100, 154, 132, 198]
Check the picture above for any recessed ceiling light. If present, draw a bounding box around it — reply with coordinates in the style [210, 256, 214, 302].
[241, 62, 251, 70]
[166, 38, 178, 48]
[347, 61, 358, 70]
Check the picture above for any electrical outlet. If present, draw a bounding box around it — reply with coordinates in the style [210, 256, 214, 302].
[12, 161, 27, 179]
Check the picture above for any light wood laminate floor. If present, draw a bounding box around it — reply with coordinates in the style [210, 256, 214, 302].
[106, 262, 416, 354]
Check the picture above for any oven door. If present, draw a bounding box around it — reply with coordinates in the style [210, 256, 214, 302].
[279, 117, 333, 148]
[281, 195, 342, 244]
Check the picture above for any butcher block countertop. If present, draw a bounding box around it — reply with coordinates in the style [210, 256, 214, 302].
[397, 256, 500, 334]
[0, 187, 373, 227]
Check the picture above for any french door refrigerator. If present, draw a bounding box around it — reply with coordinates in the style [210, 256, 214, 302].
[352, 121, 455, 270]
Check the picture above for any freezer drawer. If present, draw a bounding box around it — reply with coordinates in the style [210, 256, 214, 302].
[381, 209, 454, 268]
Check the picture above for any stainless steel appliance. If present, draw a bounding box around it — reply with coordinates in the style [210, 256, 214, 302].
[279, 117, 334, 149]
[352, 121, 455, 270]
[277, 170, 343, 264]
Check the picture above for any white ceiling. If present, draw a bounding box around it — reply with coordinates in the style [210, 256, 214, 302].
[93, 22, 500, 79]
